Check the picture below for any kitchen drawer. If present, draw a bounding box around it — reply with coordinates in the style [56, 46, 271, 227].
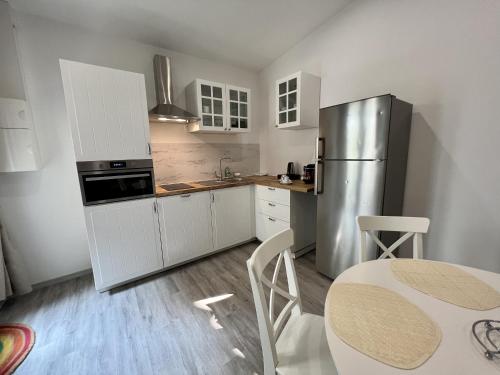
[256, 212, 290, 242]
[255, 199, 290, 222]
[255, 185, 290, 206]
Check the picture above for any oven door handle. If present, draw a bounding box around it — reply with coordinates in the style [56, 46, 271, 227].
[84, 173, 150, 182]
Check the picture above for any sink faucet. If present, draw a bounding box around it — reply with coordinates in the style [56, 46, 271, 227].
[217, 157, 232, 181]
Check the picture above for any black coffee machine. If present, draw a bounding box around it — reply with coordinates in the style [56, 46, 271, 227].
[303, 164, 315, 184]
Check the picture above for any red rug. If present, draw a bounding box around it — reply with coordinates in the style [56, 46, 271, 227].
[0, 324, 35, 375]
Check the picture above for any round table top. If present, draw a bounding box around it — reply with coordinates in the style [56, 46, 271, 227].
[325, 260, 500, 374]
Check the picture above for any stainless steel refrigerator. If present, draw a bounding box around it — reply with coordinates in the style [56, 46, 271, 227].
[314, 94, 413, 278]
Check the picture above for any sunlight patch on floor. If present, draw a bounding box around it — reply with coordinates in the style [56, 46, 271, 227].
[193, 293, 234, 312]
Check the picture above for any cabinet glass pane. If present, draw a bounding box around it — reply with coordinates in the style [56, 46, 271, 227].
[230, 102, 238, 116]
[240, 103, 247, 117]
[288, 78, 297, 91]
[201, 84, 211, 97]
[239, 91, 247, 102]
[213, 86, 222, 98]
[279, 82, 287, 95]
[279, 112, 287, 124]
[214, 116, 224, 127]
[229, 89, 238, 101]
[279, 95, 287, 112]
[213, 99, 223, 115]
[240, 118, 248, 129]
[202, 98, 212, 114]
[230, 117, 238, 128]
[202, 115, 213, 127]
[288, 92, 296, 109]
[288, 110, 296, 122]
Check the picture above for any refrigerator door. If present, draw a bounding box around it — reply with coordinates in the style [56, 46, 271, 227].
[319, 95, 392, 160]
[316, 160, 386, 278]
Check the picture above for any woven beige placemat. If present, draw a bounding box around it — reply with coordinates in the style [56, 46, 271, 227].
[391, 259, 500, 310]
[327, 283, 441, 369]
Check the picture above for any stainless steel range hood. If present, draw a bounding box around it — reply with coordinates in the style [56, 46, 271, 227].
[149, 55, 200, 123]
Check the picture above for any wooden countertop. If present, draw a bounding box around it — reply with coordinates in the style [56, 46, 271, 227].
[155, 175, 314, 197]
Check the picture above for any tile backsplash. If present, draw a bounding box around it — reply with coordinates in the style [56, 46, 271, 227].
[152, 143, 260, 185]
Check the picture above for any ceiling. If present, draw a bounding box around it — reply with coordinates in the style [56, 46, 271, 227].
[8, 0, 351, 71]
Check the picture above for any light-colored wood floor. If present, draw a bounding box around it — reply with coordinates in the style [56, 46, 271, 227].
[0, 241, 332, 375]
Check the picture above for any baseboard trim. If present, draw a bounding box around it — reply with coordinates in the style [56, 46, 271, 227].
[32, 269, 93, 290]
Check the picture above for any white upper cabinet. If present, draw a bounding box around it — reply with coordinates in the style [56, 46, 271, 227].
[211, 185, 254, 250]
[226, 85, 251, 133]
[186, 79, 250, 133]
[60, 59, 152, 161]
[0, 98, 41, 172]
[275, 71, 320, 130]
[157, 191, 214, 267]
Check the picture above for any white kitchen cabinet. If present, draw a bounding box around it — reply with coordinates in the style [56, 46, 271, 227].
[157, 191, 214, 267]
[255, 185, 317, 257]
[185, 79, 227, 133]
[84, 198, 163, 291]
[0, 98, 41, 172]
[225, 85, 251, 133]
[60, 59, 152, 161]
[211, 185, 254, 250]
[186, 79, 251, 133]
[275, 71, 320, 130]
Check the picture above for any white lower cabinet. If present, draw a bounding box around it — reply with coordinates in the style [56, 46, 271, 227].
[84, 198, 163, 291]
[157, 191, 214, 267]
[211, 185, 254, 250]
[255, 185, 317, 256]
[255, 212, 290, 241]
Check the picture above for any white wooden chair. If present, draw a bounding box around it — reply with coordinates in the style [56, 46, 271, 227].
[247, 229, 337, 375]
[357, 215, 430, 263]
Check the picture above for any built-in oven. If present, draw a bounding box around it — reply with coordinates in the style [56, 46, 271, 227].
[77, 159, 155, 206]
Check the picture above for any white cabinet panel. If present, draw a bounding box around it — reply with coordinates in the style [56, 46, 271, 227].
[212, 185, 254, 250]
[60, 59, 151, 161]
[158, 192, 214, 266]
[0, 128, 40, 172]
[255, 212, 290, 242]
[0, 98, 32, 129]
[84, 198, 163, 291]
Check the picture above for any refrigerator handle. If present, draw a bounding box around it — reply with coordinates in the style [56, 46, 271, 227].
[315, 137, 325, 159]
[314, 160, 324, 195]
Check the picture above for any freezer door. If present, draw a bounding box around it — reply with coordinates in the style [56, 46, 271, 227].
[316, 160, 386, 278]
[319, 95, 392, 160]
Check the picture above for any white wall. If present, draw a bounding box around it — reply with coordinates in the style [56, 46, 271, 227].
[0, 10, 260, 284]
[259, 0, 500, 272]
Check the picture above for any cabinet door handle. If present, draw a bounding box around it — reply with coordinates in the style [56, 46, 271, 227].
[268, 217, 276, 222]
[180, 194, 191, 198]
[147, 143, 152, 155]
[268, 187, 275, 191]
[268, 202, 276, 207]
[153, 201, 158, 213]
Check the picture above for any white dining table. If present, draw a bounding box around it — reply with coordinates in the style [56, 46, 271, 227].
[324, 260, 500, 375]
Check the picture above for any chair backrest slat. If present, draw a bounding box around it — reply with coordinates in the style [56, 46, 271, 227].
[247, 229, 302, 374]
[357, 216, 430, 262]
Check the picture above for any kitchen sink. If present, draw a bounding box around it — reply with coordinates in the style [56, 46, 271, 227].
[197, 179, 243, 186]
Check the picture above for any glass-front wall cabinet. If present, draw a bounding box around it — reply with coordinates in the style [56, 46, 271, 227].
[186, 79, 250, 133]
[226, 85, 250, 133]
[276, 74, 299, 128]
[275, 71, 320, 129]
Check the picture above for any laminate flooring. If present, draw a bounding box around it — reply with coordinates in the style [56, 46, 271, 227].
[0, 241, 332, 375]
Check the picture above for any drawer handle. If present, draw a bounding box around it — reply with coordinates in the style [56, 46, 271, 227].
[268, 187, 276, 191]
[268, 202, 276, 207]
[180, 194, 191, 198]
[268, 217, 276, 222]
